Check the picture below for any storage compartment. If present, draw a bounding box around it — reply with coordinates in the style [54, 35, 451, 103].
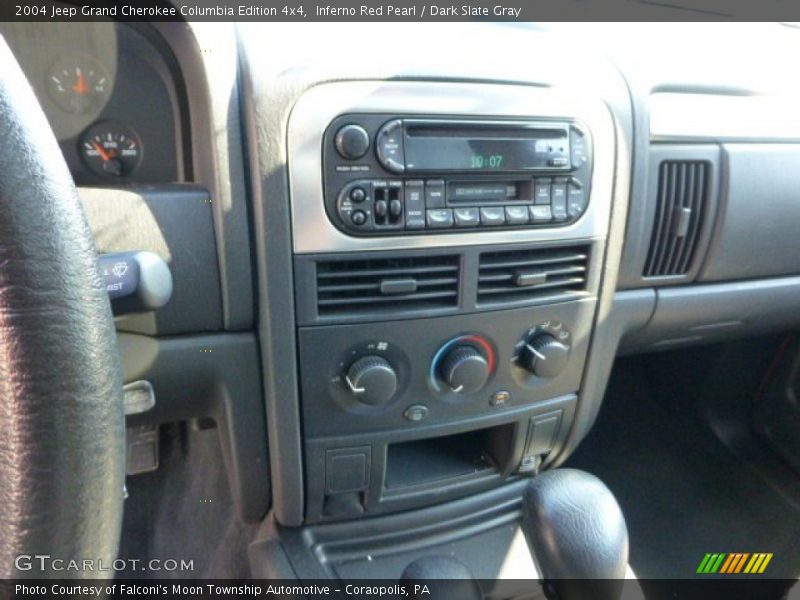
[384, 423, 516, 494]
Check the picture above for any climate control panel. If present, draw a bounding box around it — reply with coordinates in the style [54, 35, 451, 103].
[299, 299, 594, 438]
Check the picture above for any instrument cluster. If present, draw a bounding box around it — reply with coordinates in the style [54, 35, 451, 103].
[1, 22, 186, 185]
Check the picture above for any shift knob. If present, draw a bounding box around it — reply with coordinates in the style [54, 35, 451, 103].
[400, 556, 483, 600]
[521, 469, 628, 600]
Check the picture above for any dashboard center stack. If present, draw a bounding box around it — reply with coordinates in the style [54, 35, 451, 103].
[288, 81, 614, 523]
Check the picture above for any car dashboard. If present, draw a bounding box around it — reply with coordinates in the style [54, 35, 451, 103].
[4, 19, 800, 582]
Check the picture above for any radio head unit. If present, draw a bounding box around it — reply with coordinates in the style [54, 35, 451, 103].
[323, 114, 592, 236]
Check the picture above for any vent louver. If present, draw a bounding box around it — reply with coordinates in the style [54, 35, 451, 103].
[477, 246, 590, 306]
[316, 255, 460, 317]
[644, 160, 710, 277]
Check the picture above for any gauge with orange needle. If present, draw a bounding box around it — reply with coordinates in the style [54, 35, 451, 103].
[46, 56, 111, 114]
[80, 122, 142, 178]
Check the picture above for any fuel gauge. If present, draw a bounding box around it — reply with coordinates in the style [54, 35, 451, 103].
[79, 122, 142, 178]
[47, 56, 112, 115]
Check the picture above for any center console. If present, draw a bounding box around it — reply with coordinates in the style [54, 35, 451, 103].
[288, 81, 615, 523]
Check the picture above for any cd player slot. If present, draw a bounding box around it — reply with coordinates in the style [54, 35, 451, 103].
[448, 181, 533, 205]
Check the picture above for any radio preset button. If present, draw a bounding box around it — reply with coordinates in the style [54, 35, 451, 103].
[426, 209, 454, 228]
[404, 180, 425, 229]
[425, 179, 446, 208]
[534, 178, 552, 205]
[551, 178, 568, 221]
[567, 180, 586, 218]
[389, 199, 403, 218]
[505, 206, 530, 225]
[530, 205, 553, 222]
[571, 127, 588, 166]
[480, 207, 506, 226]
[453, 207, 480, 227]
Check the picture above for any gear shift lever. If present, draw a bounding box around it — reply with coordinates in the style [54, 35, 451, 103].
[400, 556, 483, 600]
[521, 469, 629, 600]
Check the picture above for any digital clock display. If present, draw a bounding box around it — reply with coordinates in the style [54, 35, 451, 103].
[470, 154, 505, 169]
[405, 138, 539, 172]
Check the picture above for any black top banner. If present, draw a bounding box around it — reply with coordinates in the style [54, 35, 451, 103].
[4, 0, 800, 22]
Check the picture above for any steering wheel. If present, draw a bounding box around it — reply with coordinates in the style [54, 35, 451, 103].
[0, 38, 125, 577]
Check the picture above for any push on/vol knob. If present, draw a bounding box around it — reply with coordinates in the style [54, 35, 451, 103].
[520, 334, 570, 379]
[345, 355, 398, 405]
[335, 124, 370, 160]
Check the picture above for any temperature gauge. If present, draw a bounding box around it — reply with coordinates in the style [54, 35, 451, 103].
[47, 56, 112, 115]
[79, 122, 142, 178]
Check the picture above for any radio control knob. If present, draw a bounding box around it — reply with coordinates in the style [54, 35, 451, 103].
[349, 186, 367, 203]
[345, 356, 398, 406]
[520, 334, 570, 379]
[335, 124, 370, 160]
[351, 210, 367, 226]
[440, 346, 490, 394]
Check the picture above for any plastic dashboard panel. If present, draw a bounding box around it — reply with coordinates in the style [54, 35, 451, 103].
[699, 144, 800, 282]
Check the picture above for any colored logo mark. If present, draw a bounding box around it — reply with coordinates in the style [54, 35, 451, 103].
[697, 553, 773, 574]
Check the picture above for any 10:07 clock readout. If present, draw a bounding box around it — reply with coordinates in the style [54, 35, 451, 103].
[470, 154, 504, 169]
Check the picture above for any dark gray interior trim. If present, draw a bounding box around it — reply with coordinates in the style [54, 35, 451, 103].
[119, 332, 270, 522]
[699, 144, 800, 282]
[239, 52, 305, 526]
[80, 185, 223, 335]
[154, 22, 254, 331]
[548, 75, 635, 467]
[250, 480, 538, 581]
[622, 277, 800, 354]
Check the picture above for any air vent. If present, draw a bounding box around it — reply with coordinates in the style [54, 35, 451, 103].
[316, 255, 460, 317]
[644, 160, 710, 277]
[477, 246, 590, 306]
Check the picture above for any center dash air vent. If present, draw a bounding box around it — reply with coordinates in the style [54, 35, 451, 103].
[644, 160, 710, 277]
[316, 255, 460, 317]
[477, 246, 590, 307]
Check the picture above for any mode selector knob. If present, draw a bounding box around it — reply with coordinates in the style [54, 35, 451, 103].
[440, 346, 490, 394]
[521, 334, 570, 379]
[335, 124, 370, 160]
[345, 355, 398, 405]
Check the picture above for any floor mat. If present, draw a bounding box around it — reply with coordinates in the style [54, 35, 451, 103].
[118, 423, 259, 579]
[567, 351, 800, 583]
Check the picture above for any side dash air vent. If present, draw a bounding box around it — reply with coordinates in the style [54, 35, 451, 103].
[316, 255, 460, 317]
[644, 160, 710, 277]
[477, 246, 590, 307]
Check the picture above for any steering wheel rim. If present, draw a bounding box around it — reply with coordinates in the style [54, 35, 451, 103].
[0, 37, 125, 577]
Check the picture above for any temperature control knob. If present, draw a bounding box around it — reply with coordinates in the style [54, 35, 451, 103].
[345, 355, 398, 405]
[520, 334, 570, 379]
[440, 346, 490, 394]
